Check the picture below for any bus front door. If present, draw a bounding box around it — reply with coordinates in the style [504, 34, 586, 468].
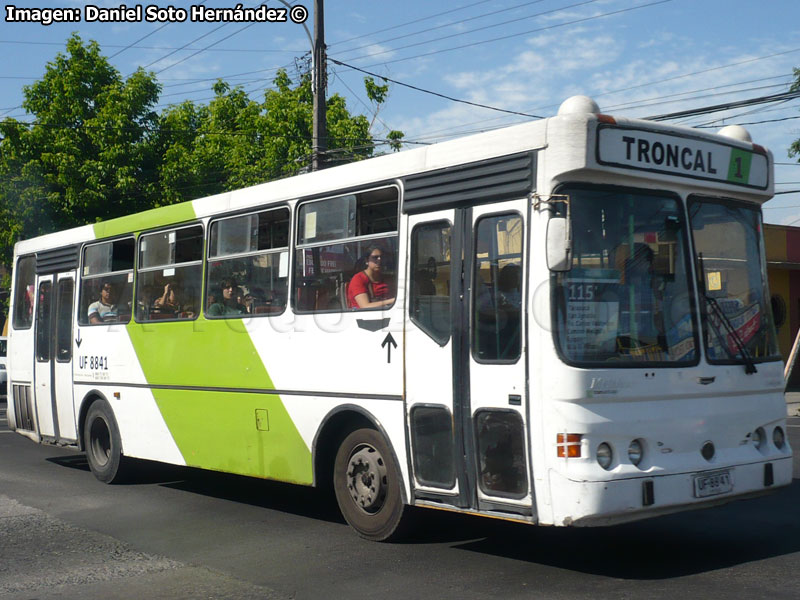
[405, 199, 533, 518]
[33, 273, 77, 443]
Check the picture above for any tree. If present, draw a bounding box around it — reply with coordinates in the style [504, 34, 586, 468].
[364, 76, 404, 152]
[0, 34, 161, 265]
[154, 67, 398, 203]
[0, 36, 404, 275]
[789, 68, 800, 160]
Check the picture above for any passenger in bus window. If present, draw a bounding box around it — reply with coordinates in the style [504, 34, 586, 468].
[88, 281, 118, 324]
[153, 283, 181, 315]
[347, 246, 395, 309]
[208, 277, 247, 316]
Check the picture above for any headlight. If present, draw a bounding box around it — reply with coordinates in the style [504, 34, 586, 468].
[596, 443, 613, 470]
[773, 426, 786, 450]
[752, 427, 765, 450]
[628, 439, 644, 467]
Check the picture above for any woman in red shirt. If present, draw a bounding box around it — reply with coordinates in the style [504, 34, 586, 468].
[347, 246, 395, 309]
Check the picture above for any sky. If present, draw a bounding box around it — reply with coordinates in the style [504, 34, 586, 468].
[1, 0, 799, 224]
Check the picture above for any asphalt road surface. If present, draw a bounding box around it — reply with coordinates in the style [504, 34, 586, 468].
[1, 405, 799, 600]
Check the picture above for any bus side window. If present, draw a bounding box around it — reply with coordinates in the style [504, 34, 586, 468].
[472, 214, 523, 362]
[137, 226, 203, 322]
[206, 208, 290, 318]
[294, 187, 399, 313]
[79, 238, 135, 326]
[12, 255, 36, 330]
[409, 221, 452, 345]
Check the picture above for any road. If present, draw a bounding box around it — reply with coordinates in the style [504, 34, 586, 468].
[1, 404, 799, 600]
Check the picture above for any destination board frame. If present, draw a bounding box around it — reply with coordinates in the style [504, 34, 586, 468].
[596, 125, 770, 191]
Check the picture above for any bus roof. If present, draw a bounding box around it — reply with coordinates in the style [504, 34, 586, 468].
[13, 95, 774, 256]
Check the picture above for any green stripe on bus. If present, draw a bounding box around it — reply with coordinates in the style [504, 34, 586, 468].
[93, 202, 197, 239]
[126, 319, 313, 484]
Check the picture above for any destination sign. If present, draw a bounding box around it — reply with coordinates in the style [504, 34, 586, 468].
[597, 127, 769, 190]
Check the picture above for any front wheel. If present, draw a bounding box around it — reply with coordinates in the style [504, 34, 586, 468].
[333, 428, 408, 541]
[84, 399, 127, 483]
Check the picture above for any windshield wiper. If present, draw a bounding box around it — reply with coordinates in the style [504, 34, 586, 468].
[697, 253, 756, 374]
[702, 294, 757, 374]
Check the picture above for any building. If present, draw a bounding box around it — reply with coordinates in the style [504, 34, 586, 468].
[764, 223, 800, 361]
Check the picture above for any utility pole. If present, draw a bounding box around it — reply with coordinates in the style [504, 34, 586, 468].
[311, 0, 326, 171]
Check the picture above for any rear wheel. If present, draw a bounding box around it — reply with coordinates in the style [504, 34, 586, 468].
[84, 399, 127, 483]
[333, 428, 408, 541]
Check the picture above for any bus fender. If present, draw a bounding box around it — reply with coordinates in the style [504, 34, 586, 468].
[311, 403, 408, 505]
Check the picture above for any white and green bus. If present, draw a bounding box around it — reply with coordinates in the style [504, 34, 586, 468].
[7, 96, 792, 540]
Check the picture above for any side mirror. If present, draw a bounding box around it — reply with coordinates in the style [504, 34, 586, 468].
[546, 216, 572, 272]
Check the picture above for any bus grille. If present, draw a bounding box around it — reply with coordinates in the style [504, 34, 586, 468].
[12, 384, 34, 431]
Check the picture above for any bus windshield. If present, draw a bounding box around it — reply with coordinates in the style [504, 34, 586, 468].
[688, 197, 780, 365]
[554, 186, 697, 366]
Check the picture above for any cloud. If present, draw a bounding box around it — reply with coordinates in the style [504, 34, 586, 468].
[391, 20, 799, 157]
[393, 29, 625, 140]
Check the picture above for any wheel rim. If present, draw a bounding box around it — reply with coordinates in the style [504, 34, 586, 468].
[346, 443, 388, 514]
[89, 417, 111, 468]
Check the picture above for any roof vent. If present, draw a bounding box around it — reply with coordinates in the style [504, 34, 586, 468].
[558, 95, 600, 116]
[717, 124, 752, 143]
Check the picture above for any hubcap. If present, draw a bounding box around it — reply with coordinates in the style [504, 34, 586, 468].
[346, 444, 387, 514]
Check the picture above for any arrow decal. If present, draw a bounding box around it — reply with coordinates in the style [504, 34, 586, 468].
[381, 332, 397, 364]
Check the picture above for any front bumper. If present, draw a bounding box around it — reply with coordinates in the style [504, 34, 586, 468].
[546, 456, 793, 526]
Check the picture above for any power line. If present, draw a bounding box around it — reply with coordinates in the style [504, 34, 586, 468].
[144, 23, 230, 71]
[329, 0, 495, 48]
[390, 75, 795, 142]
[331, 59, 544, 119]
[337, 0, 609, 64]
[603, 80, 794, 114]
[108, 23, 171, 60]
[329, 67, 395, 136]
[400, 47, 800, 142]
[338, 0, 672, 69]
[136, 0, 274, 76]
[646, 89, 800, 121]
[695, 113, 800, 128]
[0, 116, 405, 147]
[334, 0, 549, 55]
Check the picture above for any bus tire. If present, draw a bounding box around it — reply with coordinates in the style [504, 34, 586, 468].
[84, 399, 127, 484]
[333, 428, 407, 541]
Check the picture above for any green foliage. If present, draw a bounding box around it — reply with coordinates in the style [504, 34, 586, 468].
[364, 77, 389, 105]
[386, 130, 405, 152]
[790, 68, 800, 159]
[0, 35, 404, 302]
[0, 34, 161, 264]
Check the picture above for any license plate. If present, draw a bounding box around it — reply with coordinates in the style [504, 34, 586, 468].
[693, 469, 733, 498]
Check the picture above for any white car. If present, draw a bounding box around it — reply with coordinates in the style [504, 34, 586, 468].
[0, 336, 7, 401]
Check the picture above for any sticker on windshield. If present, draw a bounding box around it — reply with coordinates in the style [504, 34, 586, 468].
[707, 272, 722, 292]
